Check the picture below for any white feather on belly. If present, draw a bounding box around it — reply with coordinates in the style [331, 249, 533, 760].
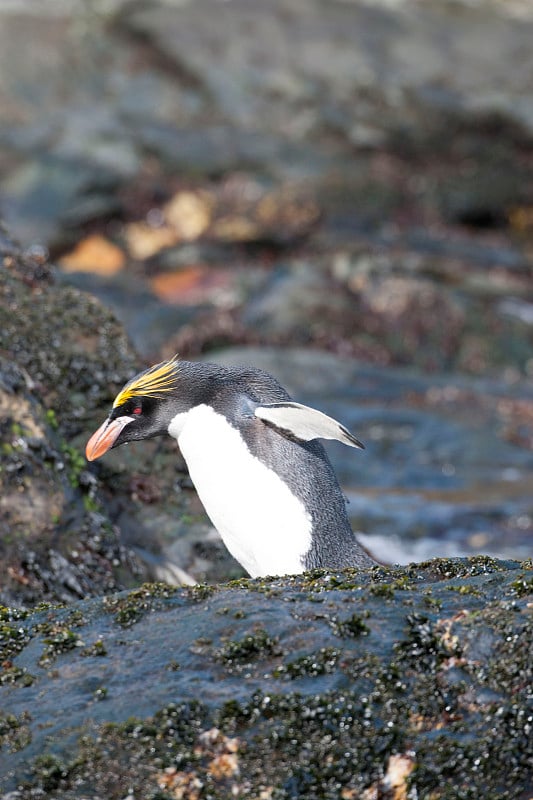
[168, 404, 312, 577]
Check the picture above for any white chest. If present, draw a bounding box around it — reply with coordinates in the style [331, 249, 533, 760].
[168, 405, 312, 577]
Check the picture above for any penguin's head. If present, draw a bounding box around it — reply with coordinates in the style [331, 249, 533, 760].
[86, 357, 185, 461]
[86, 355, 366, 463]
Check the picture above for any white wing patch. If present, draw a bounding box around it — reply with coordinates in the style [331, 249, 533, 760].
[168, 405, 313, 578]
[254, 402, 365, 449]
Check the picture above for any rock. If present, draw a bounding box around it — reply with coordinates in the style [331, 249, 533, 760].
[0, 354, 141, 606]
[0, 241, 146, 605]
[0, 557, 531, 798]
[134, 122, 324, 179]
[2, 1, 533, 250]
[0, 242, 135, 438]
[241, 262, 354, 341]
[58, 267, 201, 359]
[1, 154, 125, 251]
[121, 0, 533, 145]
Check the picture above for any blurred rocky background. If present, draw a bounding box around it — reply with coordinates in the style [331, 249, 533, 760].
[1, 0, 533, 605]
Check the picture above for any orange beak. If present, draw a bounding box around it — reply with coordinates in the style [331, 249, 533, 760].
[85, 416, 134, 461]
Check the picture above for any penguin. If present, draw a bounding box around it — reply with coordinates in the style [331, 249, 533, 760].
[86, 357, 375, 577]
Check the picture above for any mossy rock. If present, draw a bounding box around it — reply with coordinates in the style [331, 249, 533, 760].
[0, 229, 152, 605]
[0, 557, 531, 798]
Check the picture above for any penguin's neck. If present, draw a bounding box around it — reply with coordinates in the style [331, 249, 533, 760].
[168, 404, 314, 577]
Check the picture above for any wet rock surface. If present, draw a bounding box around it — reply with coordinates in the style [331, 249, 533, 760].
[0, 558, 531, 798]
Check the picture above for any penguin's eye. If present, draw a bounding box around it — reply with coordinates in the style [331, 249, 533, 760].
[133, 405, 142, 416]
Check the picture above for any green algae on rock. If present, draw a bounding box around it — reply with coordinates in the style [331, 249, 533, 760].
[0, 558, 531, 799]
[0, 238, 181, 606]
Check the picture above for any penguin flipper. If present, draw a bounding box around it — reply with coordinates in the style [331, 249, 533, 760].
[254, 402, 365, 449]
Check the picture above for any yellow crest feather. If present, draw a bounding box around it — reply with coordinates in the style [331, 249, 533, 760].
[113, 357, 180, 407]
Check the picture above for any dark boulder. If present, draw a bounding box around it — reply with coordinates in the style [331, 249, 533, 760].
[0, 227, 145, 605]
[0, 557, 531, 798]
